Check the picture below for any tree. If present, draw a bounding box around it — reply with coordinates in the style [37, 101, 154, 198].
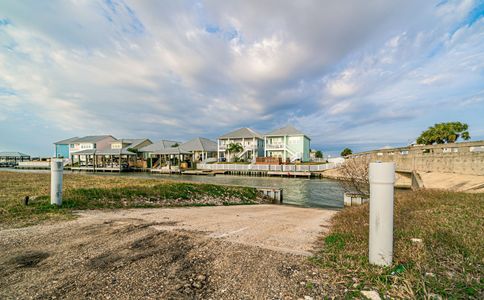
[226, 143, 243, 162]
[339, 156, 370, 196]
[315, 150, 323, 158]
[416, 122, 470, 145]
[340, 148, 352, 157]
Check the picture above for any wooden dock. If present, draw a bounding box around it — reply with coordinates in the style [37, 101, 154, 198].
[267, 171, 312, 178]
[192, 169, 319, 178]
[181, 170, 213, 176]
[151, 168, 181, 174]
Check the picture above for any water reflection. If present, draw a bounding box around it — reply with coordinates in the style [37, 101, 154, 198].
[4, 169, 345, 209]
[103, 173, 344, 209]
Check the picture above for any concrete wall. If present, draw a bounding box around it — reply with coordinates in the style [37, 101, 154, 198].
[350, 141, 484, 176]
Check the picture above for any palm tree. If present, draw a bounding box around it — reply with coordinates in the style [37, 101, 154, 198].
[226, 143, 244, 162]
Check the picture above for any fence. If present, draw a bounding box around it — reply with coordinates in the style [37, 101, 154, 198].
[197, 163, 341, 172]
[17, 161, 51, 168]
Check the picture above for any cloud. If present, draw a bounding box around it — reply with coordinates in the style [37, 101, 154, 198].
[0, 0, 483, 156]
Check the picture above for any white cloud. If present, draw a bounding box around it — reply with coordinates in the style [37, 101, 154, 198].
[0, 0, 483, 155]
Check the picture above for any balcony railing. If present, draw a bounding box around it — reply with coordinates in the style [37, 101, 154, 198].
[219, 144, 257, 150]
[266, 143, 285, 149]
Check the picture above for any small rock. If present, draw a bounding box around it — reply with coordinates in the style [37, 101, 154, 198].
[192, 281, 203, 289]
[361, 290, 381, 300]
[428, 293, 442, 300]
[425, 272, 435, 277]
[304, 296, 314, 300]
[411, 238, 423, 243]
[196, 274, 206, 282]
[299, 281, 306, 286]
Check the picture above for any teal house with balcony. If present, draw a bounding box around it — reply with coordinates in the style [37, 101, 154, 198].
[264, 125, 311, 162]
[53, 137, 78, 158]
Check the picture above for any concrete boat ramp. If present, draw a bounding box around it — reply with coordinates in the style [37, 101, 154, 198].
[75, 204, 337, 256]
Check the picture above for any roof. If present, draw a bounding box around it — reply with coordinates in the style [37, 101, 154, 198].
[54, 137, 79, 145]
[152, 147, 191, 155]
[138, 140, 180, 153]
[73, 135, 116, 143]
[0, 151, 30, 157]
[219, 128, 263, 139]
[265, 125, 308, 137]
[115, 138, 151, 148]
[180, 137, 217, 152]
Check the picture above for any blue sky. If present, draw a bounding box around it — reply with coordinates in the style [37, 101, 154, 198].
[0, 0, 483, 156]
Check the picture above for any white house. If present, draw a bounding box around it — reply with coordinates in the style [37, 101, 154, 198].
[217, 128, 265, 162]
[264, 125, 311, 162]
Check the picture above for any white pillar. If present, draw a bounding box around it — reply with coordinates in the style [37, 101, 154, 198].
[217, 139, 220, 161]
[253, 137, 256, 160]
[369, 162, 395, 266]
[50, 158, 64, 206]
[283, 136, 287, 162]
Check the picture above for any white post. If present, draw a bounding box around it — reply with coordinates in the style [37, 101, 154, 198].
[50, 158, 64, 206]
[369, 162, 395, 266]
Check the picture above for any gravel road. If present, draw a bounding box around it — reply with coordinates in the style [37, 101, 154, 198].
[0, 205, 342, 299]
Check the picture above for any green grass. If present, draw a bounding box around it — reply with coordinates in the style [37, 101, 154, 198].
[0, 171, 260, 229]
[311, 190, 484, 298]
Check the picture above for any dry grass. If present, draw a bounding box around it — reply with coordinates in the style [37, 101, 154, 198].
[312, 189, 484, 298]
[0, 171, 260, 229]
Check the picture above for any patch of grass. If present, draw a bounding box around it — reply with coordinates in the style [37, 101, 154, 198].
[324, 233, 349, 251]
[0, 171, 261, 229]
[311, 190, 484, 298]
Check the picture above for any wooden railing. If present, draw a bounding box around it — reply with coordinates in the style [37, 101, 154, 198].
[197, 163, 341, 172]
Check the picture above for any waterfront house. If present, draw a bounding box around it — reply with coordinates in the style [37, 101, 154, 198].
[68, 135, 117, 156]
[53, 137, 78, 158]
[0, 151, 31, 167]
[218, 128, 265, 162]
[71, 138, 152, 171]
[264, 125, 311, 162]
[139, 140, 180, 168]
[180, 137, 217, 162]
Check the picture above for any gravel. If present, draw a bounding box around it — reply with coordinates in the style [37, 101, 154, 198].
[0, 215, 344, 299]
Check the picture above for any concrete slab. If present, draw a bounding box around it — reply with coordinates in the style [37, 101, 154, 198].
[77, 205, 337, 256]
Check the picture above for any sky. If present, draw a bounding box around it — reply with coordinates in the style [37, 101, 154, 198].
[0, 0, 483, 157]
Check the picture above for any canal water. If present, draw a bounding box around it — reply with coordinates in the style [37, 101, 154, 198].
[5, 169, 345, 209]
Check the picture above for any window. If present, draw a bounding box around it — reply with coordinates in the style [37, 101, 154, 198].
[400, 150, 409, 155]
[288, 137, 301, 145]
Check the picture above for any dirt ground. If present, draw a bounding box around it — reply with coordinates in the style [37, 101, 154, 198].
[0, 205, 342, 299]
